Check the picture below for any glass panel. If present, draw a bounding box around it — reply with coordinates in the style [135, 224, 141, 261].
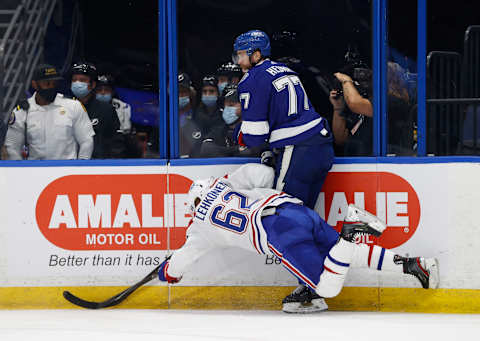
[1, 1, 160, 160]
[387, 0, 418, 156]
[176, 0, 374, 158]
[425, 0, 480, 155]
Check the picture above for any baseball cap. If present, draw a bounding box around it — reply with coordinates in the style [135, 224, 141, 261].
[32, 64, 63, 81]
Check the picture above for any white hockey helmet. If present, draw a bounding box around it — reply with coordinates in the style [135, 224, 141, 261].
[187, 177, 214, 215]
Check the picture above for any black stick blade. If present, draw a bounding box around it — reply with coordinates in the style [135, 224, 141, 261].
[62, 265, 161, 309]
[63, 290, 114, 309]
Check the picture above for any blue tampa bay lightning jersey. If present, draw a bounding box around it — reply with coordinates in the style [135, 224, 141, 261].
[238, 59, 329, 148]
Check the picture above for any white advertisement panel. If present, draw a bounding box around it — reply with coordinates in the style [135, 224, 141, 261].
[1, 161, 480, 290]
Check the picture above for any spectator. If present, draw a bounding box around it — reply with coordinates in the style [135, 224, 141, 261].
[70, 62, 123, 158]
[331, 64, 413, 156]
[330, 71, 373, 156]
[195, 75, 223, 134]
[96, 74, 132, 134]
[386, 62, 414, 155]
[96, 74, 143, 158]
[200, 84, 262, 157]
[4, 64, 94, 160]
[216, 61, 243, 94]
[178, 72, 202, 158]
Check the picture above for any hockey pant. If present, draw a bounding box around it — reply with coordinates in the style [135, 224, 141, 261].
[274, 133, 334, 210]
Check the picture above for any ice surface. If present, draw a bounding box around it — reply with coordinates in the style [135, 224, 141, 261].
[0, 309, 479, 341]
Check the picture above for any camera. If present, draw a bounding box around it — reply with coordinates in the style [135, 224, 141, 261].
[330, 46, 372, 99]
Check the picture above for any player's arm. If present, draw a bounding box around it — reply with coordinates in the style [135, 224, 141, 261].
[158, 223, 213, 283]
[4, 109, 26, 160]
[72, 102, 95, 159]
[225, 163, 274, 190]
[238, 76, 271, 147]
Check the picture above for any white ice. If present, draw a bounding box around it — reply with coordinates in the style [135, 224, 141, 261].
[0, 309, 479, 341]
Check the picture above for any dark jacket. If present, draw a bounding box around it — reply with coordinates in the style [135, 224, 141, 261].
[180, 111, 203, 158]
[200, 120, 263, 158]
[194, 104, 224, 135]
[83, 96, 122, 158]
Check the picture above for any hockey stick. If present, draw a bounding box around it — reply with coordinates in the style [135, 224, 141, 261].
[63, 264, 161, 309]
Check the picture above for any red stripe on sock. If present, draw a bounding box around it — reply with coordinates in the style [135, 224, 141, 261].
[416, 258, 429, 277]
[324, 265, 341, 275]
[368, 245, 374, 267]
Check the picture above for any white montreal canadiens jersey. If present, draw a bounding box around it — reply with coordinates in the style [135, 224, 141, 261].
[167, 164, 303, 279]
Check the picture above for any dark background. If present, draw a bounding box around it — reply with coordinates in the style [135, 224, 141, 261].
[67, 0, 479, 90]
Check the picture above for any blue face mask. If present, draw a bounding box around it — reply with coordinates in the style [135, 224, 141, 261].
[218, 82, 228, 94]
[202, 95, 217, 107]
[96, 93, 112, 103]
[71, 81, 91, 98]
[222, 106, 239, 125]
[179, 96, 190, 109]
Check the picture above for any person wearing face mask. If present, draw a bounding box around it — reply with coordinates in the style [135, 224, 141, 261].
[194, 75, 223, 135]
[199, 84, 262, 158]
[4, 64, 95, 160]
[178, 72, 202, 158]
[216, 61, 243, 94]
[70, 62, 122, 159]
[95, 74, 142, 158]
[96, 74, 132, 134]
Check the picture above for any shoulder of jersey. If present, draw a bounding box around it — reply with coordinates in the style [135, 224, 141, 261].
[63, 96, 88, 113]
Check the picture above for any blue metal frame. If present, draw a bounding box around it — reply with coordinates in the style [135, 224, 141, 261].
[417, 0, 427, 156]
[0, 159, 168, 167]
[170, 156, 480, 166]
[167, 0, 179, 159]
[158, 0, 168, 159]
[372, 0, 388, 156]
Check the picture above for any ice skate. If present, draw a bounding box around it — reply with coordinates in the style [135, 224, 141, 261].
[402, 257, 440, 289]
[341, 204, 387, 242]
[282, 284, 328, 313]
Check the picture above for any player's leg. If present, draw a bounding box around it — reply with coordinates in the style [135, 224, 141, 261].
[315, 206, 438, 298]
[262, 203, 339, 313]
[348, 243, 439, 289]
[274, 140, 334, 209]
[274, 140, 334, 308]
[343, 204, 439, 289]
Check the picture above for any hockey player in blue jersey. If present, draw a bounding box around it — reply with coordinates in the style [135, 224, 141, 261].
[157, 164, 439, 313]
[233, 30, 335, 312]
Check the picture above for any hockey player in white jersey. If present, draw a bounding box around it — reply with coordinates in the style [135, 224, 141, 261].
[158, 164, 439, 313]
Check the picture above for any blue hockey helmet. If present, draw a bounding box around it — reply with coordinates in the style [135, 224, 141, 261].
[233, 30, 271, 58]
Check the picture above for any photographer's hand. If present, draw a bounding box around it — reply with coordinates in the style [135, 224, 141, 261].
[334, 72, 373, 117]
[334, 72, 353, 84]
[329, 90, 345, 111]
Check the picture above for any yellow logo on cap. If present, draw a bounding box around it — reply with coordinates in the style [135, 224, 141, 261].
[45, 68, 57, 76]
[59, 107, 66, 115]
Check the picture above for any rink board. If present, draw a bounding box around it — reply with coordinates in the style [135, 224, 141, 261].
[1, 161, 480, 312]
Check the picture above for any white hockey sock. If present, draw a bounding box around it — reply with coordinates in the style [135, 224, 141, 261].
[351, 244, 403, 273]
[316, 238, 355, 298]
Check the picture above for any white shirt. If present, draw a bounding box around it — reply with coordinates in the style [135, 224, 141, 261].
[112, 98, 132, 134]
[5, 93, 95, 160]
[167, 164, 303, 278]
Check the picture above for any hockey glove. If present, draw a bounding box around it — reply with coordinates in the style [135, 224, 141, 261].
[158, 257, 181, 284]
[260, 150, 275, 168]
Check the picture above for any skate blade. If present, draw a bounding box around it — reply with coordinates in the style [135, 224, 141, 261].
[426, 258, 440, 289]
[347, 204, 387, 233]
[282, 298, 329, 314]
